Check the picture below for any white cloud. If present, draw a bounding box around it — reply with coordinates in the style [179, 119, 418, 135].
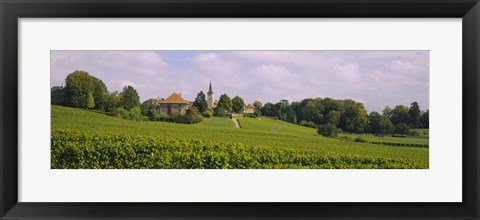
[51, 51, 429, 112]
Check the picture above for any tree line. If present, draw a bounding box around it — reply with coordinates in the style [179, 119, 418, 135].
[53, 71, 429, 134]
[258, 98, 428, 137]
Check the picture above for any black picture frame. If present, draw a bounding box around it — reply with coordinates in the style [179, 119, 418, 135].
[1, 0, 479, 219]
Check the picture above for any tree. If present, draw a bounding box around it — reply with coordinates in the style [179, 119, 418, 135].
[389, 105, 410, 125]
[192, 91, 208, 113]
[186, 106, 203, 123]
[232, 96, 245, 113]
[382, 106, 393, 118]
[217, 94, 232, 113]
[339, 100, 368, 133]
[103, 91, 121, 113]
[65, 71, 96, 108]
[261, 102, 274, 116]
[253, 101, 263, 109]
[87, 93, 95, 109]
[420, 110, 429, 128]
[120, 86, 140, 111]
[377, 116, 395, 134]
[129, 106, 143, 121]
[317, 124, 342, 138]
[92, 78, 108, 110]
[202, 109, 213, 118]
[408, 101, 421, 128]
[367, 112, 394, 134]
[285, 106, 297, 124]
[325, 110, 341, 126]
[395, 123, 410, 136]
[301, 99, 324, 125]
[214, 106, 228, 117]
[63, 71, 109, 110]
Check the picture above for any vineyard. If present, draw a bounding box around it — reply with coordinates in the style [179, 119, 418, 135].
[51, 105, 429, 169]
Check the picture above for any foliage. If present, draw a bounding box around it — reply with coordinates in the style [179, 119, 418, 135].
[193, 91, 208, 113]
[103, 92, 121, 113]
[87, 93, 95, 109]
[395, 123, 410, 136]
[64, 71, 96, 108]
[317, 124, 343, 138]
[140, 101, 161, 121]
[119, 86, 140, 110]
[420, 110, 429, 128]
[214, 106, 229, 117]
[51, 129, 427, 169]
[409, 101, 421, 128]
[186, 106, 203, 124]
[202, 109, 213, 118]
[112, 106, 143, 121]
[299, 120, 316, 128]
[367, 112, 394, 134]
[217, 94, 233, 113]
[389, 105, 410, 125]
[52, 105, 429, 169]
[232, 96, 245, 113]
[92, 78, 108, 110]
[354, 137, 367, 143]
[129, 106, 143, 121]
[253, 101, 263, 109]
[339, 100, 368, 133]
[325, 110, 341, 126]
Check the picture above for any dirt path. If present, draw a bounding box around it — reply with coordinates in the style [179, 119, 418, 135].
[232, 118, 240, 128]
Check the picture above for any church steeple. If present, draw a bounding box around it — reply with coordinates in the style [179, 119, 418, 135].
[208, 81, 213, 94]
[207, 81, 215, 109]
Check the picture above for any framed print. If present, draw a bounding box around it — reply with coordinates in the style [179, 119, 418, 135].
[1, 0, 479, 219]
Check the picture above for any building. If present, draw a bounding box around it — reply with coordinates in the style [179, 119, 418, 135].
[51, 85, 67, 105]
[244, 104, 255, 114]
[207, 81, 216, 109]
[159, 92, 190, 116]
[143, 97, 164, 105]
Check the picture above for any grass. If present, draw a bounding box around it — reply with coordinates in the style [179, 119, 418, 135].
[412, 128, 429, 137]
[338, 133, 429, 145]
[51, 105, 429, 168]
[198, 117, 234, 128]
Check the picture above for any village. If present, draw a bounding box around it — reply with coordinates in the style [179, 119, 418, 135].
[140, 82, 255, 117]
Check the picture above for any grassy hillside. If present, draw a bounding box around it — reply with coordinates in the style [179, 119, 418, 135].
[51, 105, 429, 169]
[198, 117, 234, 128]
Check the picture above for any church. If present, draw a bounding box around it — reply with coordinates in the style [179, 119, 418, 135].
[207, 81, 217, 109]
[159, 82, 217, 116]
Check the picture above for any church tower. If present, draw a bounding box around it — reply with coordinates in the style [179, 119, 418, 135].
[207, 81, 215, 109]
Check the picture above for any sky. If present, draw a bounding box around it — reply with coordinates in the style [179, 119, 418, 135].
[50, 50, 429, 113]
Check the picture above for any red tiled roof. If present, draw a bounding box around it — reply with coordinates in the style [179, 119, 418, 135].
[160, 92, 189, 104]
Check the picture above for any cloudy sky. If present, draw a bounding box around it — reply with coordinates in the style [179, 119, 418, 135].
[51, 50, 429, 113]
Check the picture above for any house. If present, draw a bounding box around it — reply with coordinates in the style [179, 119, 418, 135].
[159, 92, 190, 116]
[51, 85, 67, 105]
[244, 104, 255, 114]
[143, 97, 164, 105]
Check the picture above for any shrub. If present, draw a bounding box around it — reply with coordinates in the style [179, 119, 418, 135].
[317, 124, 343, 138]
[187, 106, 203, 124]
[409, 130, 420, 136]
[112, 107, 129, 119]
[338, 136, 354, 141]
[300, 120, 317, 128]
[395, 123, 410, 136]
[129, 106, 143, 121]
[354, 137, 367, 143]
[243, 113, 256, 118]
[202, 109, 213, 118]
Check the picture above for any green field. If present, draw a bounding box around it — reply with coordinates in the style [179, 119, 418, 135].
[51, 105, 429, 169]
[198, 117, 234, 128]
